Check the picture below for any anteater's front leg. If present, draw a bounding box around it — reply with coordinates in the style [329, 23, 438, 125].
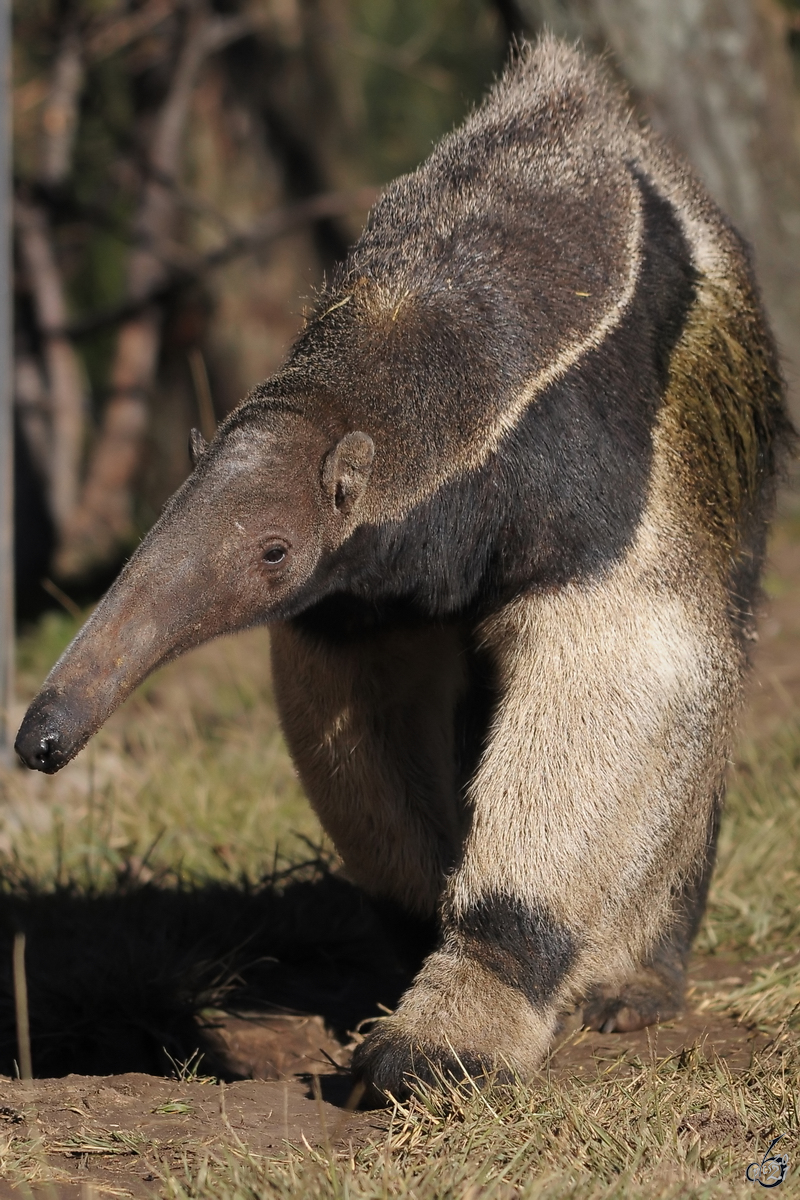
[353, 576, 740, 1098]
[270, 620, 468, 919]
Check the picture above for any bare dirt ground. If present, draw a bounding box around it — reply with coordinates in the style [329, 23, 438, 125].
[0, 952, 784, 1198]
[2, 516, 800, 1197]
[0, 1072, 377, 1198]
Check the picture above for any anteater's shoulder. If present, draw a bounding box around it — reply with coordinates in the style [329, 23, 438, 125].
[349, 37, 641, 281]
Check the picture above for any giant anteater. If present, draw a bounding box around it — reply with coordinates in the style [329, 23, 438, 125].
[16, 37, 792, 1098]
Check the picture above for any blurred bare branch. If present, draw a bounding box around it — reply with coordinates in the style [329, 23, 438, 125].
[39, 27, 84, 187]
[15, 198, 86, 536]
[11, 0, 505, 592]
[63, 186, 379, 339]
[14, 356, 50, 486]
[85, 0, 177, 62]
[13, 0, 176, 117]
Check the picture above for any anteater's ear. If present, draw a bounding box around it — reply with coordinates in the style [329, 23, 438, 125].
[322, 432, 375, 516]
[188, 428, 208, 468]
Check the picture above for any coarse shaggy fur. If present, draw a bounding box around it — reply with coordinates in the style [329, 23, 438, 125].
[16, 36, 793, 1100]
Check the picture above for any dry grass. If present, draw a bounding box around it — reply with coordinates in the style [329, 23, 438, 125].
[156, 1042, 800, 1199]
[700, 722, 800, 958]
[0, 1041, 796, 1197]
[704, 959, 800, 1031]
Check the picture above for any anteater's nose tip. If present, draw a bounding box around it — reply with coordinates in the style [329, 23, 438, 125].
[14, 731, 65, 774]
[14, 691, 73, 774]
[35, 736, 58, 771]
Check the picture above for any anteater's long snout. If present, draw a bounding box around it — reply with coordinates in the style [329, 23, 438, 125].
[15, 545, 183, 775]
[14, 568, 168, 773]
[15, 687, 84, 773]
[15, 584, 187, 775]
[15, 510, 255, 774]
[14, 427, 300, 774]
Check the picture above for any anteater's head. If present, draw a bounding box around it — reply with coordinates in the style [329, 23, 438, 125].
[15, 407, 374, 774]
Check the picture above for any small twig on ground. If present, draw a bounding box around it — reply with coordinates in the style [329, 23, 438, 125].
[12, 932, 33, 1083]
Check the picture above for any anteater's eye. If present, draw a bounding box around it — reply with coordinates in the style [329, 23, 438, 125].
[263, 545, 287, 566]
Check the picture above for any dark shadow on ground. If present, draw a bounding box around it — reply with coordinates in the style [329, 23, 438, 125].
[0, 862, 429, 1081]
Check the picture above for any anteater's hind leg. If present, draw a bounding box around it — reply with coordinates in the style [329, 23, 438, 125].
[581, 950, 687, 1033]
[580, 829, 719, 1032]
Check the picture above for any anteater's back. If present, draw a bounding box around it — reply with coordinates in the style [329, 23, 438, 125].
[277, 37, 789, 643]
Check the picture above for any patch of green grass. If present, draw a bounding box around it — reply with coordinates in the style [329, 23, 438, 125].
[153, 1100, 195, 1116]
[50, 1129, 144, 1156]
[0, 1128, 71, 1188]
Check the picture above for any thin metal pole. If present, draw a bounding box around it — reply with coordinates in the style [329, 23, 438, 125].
[0, 0, 13, 762]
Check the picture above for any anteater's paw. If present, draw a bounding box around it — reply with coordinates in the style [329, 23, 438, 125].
[351, 1019, 500, 1104]
[350, 948, 557, 1103]
[581, 963, 686, 1033]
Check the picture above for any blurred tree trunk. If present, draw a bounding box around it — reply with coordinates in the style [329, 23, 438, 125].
[55, 6, 252, 580]
[182, 62, 325, 420]
[510, 0, 800, 424]
[14, 23, 87, 542]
